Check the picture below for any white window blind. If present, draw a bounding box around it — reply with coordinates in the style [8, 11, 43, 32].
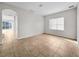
[49, 17, 64, 31]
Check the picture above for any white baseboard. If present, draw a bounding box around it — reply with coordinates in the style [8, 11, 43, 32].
[17, 33, 43, 40]
[18, 36, 27, 39]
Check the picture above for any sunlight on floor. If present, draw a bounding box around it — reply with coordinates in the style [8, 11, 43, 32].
[2, 29, 15, 48]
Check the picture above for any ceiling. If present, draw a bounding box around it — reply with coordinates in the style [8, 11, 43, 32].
[5, 2, 78, 16]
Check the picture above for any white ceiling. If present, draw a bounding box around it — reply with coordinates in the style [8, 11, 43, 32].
[5, 2, 78, 16]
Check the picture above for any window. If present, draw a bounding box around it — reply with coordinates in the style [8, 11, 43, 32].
[2, 20, 12, 29]
[49, 17, 64, 31]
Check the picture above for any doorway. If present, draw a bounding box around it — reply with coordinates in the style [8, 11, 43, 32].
[2, 9, 17, 44]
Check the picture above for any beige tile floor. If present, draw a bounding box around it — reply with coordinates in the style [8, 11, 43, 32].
[0, 33, 79, 57]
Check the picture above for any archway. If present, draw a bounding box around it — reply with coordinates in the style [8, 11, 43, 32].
[2, 9, 18, 43]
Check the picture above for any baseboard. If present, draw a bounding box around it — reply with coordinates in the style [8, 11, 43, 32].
[18, 33, 44, 40]
[43, 33, 77, 41]
[18, 36, 27, 40]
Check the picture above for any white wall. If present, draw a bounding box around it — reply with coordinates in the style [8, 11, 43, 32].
[77, 3, 79, 43]
[0, 3, 44, 39]
[0, 8, 2, 43]
[18, 10, 44, 39]
[44, 8, 77, 40]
